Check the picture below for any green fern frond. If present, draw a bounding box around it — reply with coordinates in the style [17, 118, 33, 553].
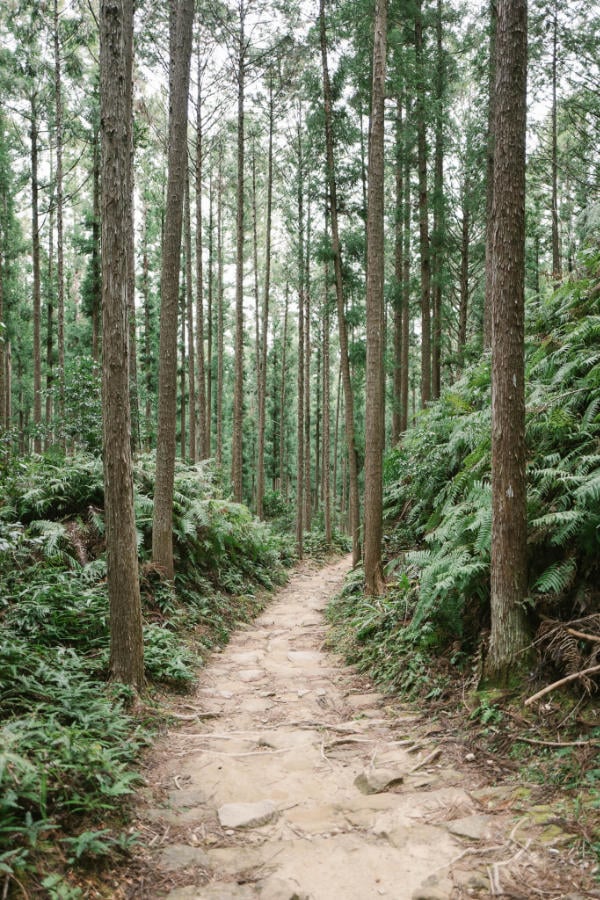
[533, 558, 576, 595]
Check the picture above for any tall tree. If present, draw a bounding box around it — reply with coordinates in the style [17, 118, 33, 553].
[415, 0, 431, 406]
[152, 0, 195, 578]
[320, 0, 360, 565]
[99, 0, 144, 690]
[485, 0, 530, 683]
[231, 0, 247, 502]
[363, 0, 387, 596]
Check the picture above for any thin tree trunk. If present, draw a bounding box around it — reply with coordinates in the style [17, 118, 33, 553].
[551, 4, 561, 281]
[279, 284, 289, 492]
[46, 183, 54, 444]
[483, 0, 498, 350]
[141, 202, 153, 450]
[216, 145, 224, 467]
[333, 363, 341, 527]
[392, 98, 403, 444]
[322, 265, 331, 545]
[320, 0, 360, 564]
[458, 175, 470, 362]
[206, 168, 214, 455]
[251, 144, 260, 508]
[92, 126, 101, 361]
[296, 119, 305, 557]
[256, 79, 274, 520]
[54, 0, 65, 441]
[363, 0, 387, 596]
[195, 48, 208, 459]
[180, 279, 186, 458]
[304, 200, 312, 532]
[152, 0, 195, 578]
[485, 0, 530, 684]
[431, 0, 444, 400]
[100, 0, 144, 691]
[231, 0, 246, 502]
[415, 0, 431, 407]
[401, 139, 411, 435]
[31, 94, 42, 454]
[185, 167, 196, 462]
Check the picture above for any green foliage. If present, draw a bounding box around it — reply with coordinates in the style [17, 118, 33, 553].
[0, 450, 291, 890]
[331, 255, 600, 695]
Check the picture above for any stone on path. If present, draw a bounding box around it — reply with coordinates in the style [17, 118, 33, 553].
[444, 813, 495, 841]
[158, 844, 210, 871]
[217, 800, 278, 829]
[354, 767, 405, 794]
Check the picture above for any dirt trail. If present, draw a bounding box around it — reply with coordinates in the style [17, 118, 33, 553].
[129, 557, 581, 900]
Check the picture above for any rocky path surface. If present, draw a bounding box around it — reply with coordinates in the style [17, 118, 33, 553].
[130, 557, 585, 900]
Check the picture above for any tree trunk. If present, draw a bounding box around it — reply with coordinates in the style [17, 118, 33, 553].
[304, 201, 312, 532]
[458, 177, 470, 363]
[431, 0, 445, 400]
[31, 94, 42, 455]
[415, 0, 431, 408]
[322, 262, 332, 545]
[206, 168, 214, 456]
[152, 0, 194, 578]
[92, 126, 101, 362]
[141, 202, 153, 450]
[256, 80, 274, 520]
[231, 0, 246, 503]
[54, 0, 66, 442]
[180, 279, 186, 459]
[295, 119, 305, 557]
[279, 284, 288, 493]
[195, 49, 208, 459]
[46, 184, 54, 445]
[320, 0, 360, 565]
[184, 167, 196, 463]
[100, 0, 144, 691]
[363, 0, 387, 597]
[551, 4, 561, 281]
[216, 145, 224, 467]
[485, 0, 530, 685]
[483, 0, 498, 351]
[401, 138, 411, 435]
[392, 99, 403, 445]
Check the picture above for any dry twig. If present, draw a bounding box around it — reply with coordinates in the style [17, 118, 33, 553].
[524, 664, 600, 706]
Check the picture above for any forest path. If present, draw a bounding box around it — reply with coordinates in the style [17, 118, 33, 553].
[127, 557, 554, 900]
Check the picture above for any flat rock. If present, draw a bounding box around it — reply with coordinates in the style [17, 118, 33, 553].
[258, 877, 310, 900]
[411, 874, 455, 900]
[158, 844, 210, 871]
[238, 669, 266, 683]
[445, 813, 495, 841]
[166, 886, 258, 900]
[354, 768, 405, 794]
[217, 800, 278, 829]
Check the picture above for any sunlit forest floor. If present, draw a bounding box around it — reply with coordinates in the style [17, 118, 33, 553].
[104, 557, 598, 900]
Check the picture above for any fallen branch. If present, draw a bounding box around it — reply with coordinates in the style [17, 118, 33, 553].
[566, 627, 600, 643]
[409, 747, 442, 772]
[516, 736, 600, 748]
[524, 664, 600, 707]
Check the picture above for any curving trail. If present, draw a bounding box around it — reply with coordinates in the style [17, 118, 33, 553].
[126, 556, 573, 900]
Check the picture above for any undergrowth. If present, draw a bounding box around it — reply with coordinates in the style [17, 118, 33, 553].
[0, 453, 292, 896]
[329, 251, 600, 701]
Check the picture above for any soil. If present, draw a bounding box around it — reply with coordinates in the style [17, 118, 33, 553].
[117, 556, 598, 899]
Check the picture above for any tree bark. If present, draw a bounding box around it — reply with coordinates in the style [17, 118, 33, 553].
[54, 0, 66, 442]
[216, 144, 224, 467]
[256, 82, 274, 520]
[415, 0, 431, 407]
[185, 167, 196, 463]
[31, 94, 42, 455]
[431, 0, 445, 400]
[295, 118, 305, 557]
[100, 0, 144, 691]
[363, 0, 387, 596]
[195, 48, 208, 459]
[320, 0, 360, 564]
[231, 0, 246, 503]
[485, 0, 530, 685]
[551, 4, 561, 281]
[483, 0, 498, 351]
[392, 99, 403, 445]
[152, 0, 194, 578]
[401, 136, 411, 435]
